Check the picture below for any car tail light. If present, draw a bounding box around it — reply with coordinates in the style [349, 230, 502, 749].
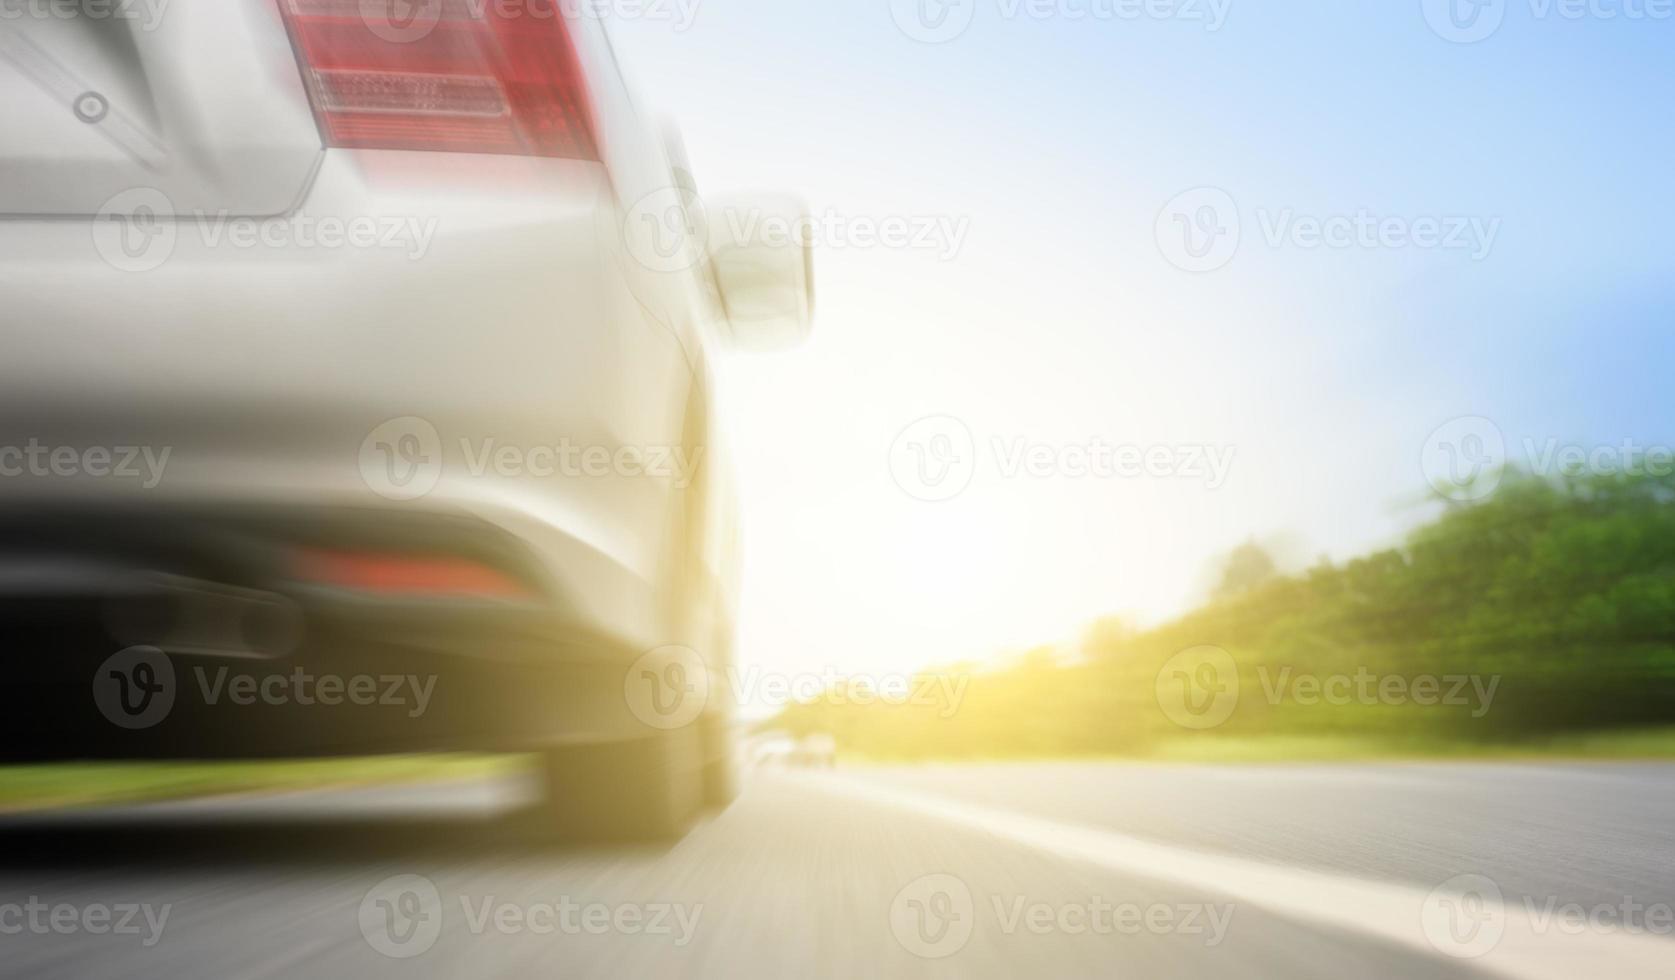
[293, 548, 533, 599]
[277, 0, 598, 159]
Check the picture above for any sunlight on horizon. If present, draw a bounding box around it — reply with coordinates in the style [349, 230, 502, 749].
[608, 1, 1675, 690]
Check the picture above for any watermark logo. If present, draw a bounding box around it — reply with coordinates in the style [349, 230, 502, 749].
[0, 0, 173, 32]
[889, 874, 1236, 957]
[360, 417, 445, 501]
[623, 184, 710, 275]
[737, 666, 970, 718]
[0, 898, 171, 946]
[1422, 0, 1507, 41]
[1423, 417, 1675, 502]
[1255, 209, 1500, 259]
[193, 667, 437, 717]
[889, 0, 980, 42]
[890, 0, 1231, 40]
[629, 656, 970, 726]
[360, 0, 444, 42]
[1158, 190, 1502, 271]
[193, 211, 438, 260]
[889, 416, 978, 503]
[92, 188, 438, 272]
[1157, 648, 1501, 730]
[93, 187, 177, 273]
[993, 895, 1235, 943]
[360, 875, 445, 959]
[1156, 187, 1240, 273]
[1423, 416, 1506, 502]
[359, 418, 703, 501]
[890, 874, 976, 958]
[572, 0, 703, 29]
[1421, 874, 1507, 958]
[92, 646, 175, 730]
[890, 418, 1234, 502]
[621, 189, 971, 275]
[0, 440, 171, 488]
[457, 440, 704, 488]
[359, 874, 702, 957]
[458, 895, 702, 943]
[1258, 667, 1499, 718]
[991, 437, 1236, 487]
[1155, 645, 1239, 729]
[94, 650, 437, 729]
[1423, 873, 1675, 956]
[625, 645, 711, 730]
[357, 0, 703, 41]
[1423, 0, 1671, 42]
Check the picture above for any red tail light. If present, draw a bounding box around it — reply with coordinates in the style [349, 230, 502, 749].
[293, 548, 533, 599]
[278, 0, 598, 159]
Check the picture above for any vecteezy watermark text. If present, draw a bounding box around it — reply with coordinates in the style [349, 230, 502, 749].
[93, 647, 437, 731]
[621, 191, 971, 275]
[0, 440, 170, 488]
[1156, 188, 1501, 273]
[889, 415, 1236, 503]
[93, 188, 439, 273]
[890, 873, 1236, 959]
[359, 417, 705, 502]
[0, 898, 170, 946]
[623, 645, 971, 730]
[1154, 646, 1501, 730]
[1422, 416, 1675, 502]
[1423, 0, 1674, 44]
[193, 667, 436, 718]
[888, 0, 1233, 44]
[358, 874, 702, 959]
[356, 0, 704, 45]
[0, 0, 170, 30]
[1422, 873, 1675, 959]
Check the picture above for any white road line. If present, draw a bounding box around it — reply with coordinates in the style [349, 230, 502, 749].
[800, 772, 1675, 980]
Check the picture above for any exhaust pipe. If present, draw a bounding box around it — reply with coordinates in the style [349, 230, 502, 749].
[102, 573, 302, 660]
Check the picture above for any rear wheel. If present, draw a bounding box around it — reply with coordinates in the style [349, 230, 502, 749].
[537, 726, 703, 842]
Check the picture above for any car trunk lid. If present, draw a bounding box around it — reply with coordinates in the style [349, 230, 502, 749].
[0, 0, 322, 218]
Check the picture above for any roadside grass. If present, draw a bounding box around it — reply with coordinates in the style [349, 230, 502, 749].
[0, 755, 525, 813]
[7, 729, 1674, 812]
[835, 728, 1675, 767]
[1140, 728, 1675, 763]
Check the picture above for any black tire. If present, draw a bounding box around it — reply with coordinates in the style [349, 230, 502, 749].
[537, 726, 703, 842]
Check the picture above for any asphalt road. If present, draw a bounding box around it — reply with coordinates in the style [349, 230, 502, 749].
[1, 762, 1672, 979]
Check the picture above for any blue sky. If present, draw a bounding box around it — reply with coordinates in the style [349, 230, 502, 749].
[608, 1, 1675, 685]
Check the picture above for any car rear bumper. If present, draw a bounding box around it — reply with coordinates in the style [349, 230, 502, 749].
[0, 610, 636, 762]
[0, 148, 725, 760]
[0, 500, 680, 762]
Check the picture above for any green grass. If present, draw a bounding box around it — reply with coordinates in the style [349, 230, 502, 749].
[1525, 727, 1675, 759]
[7, 730, 1673, 812]
[840, 728, 1675, 767]
[1142, 728, 1675, 763]
[0, 755, 524, 812]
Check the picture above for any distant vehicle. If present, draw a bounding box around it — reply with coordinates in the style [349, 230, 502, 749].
[791, 734, 838, 769]
[0, 1, 813, 841]
[748, 733, 798, 769]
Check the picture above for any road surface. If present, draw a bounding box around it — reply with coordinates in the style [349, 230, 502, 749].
[2, 762, 1673, 979]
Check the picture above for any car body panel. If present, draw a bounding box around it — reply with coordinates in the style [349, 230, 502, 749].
[0, 2, 746, 757]
[0, 0, 322, 216]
